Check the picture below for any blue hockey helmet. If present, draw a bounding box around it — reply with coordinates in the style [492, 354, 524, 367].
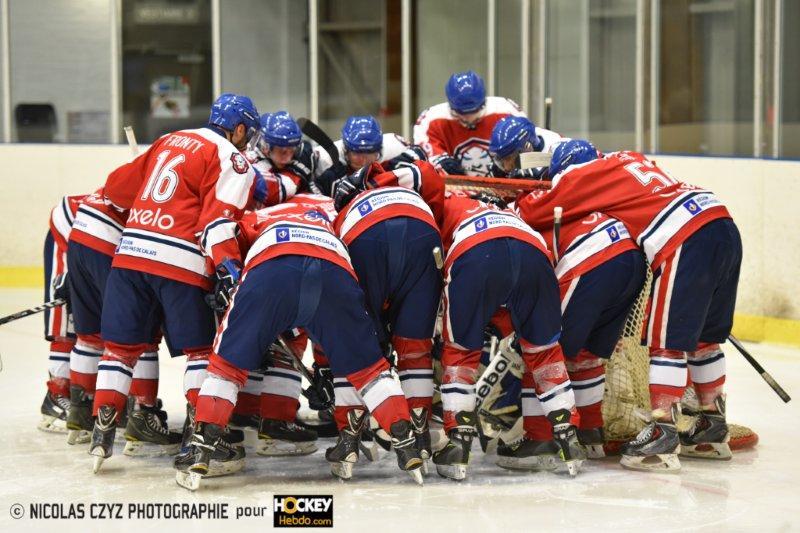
[259, 111, 302, 148]
[489, 116, 541, 160]
[549, 139, 599, 178]
[341, 116, 383, 153]
[445, 71, 486, 114]
[209, 93, 260, 140]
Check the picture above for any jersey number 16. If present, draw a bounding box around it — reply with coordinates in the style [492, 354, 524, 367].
[141, 150, 185, 203]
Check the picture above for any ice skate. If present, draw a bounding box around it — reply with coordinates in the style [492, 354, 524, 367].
[256, 419, 318, 456]
[66, 385, 93, 445]
[229, 412, 260, 431]
[123, 397, 182, 457]
[38, 391, 70, 433]
[410, 407, 432, 474]
[174, 422, 246, 491]
[577, 427, 606, 459]
[620, 418, 681, 472]
[89, 405, 118, 473]
[178, 403, 195, 452]
[496, 438, 560, 471]
[679, 396, 732, 460]
[548, 409, 586, 476]
[390, 419, 424, 484]
[432, 411, 475, 481]
[325, 408, 368, 480]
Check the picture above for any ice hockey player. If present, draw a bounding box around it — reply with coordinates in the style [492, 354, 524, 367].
[435, 191, 585, 480]
[488, 115, 563, 180]
[413, 70, 526, 177]
[515, 187, 647, 462]
[179, 194, 423, 490]
[521, 139, 742, 472]
[63, 188, 173, 451]
[245, 111, 315, 207]
[312, 115, 427, 196]
[329, 157, 445, 468]
[38, 195, 82, 433]
[88, 93, 260, 473]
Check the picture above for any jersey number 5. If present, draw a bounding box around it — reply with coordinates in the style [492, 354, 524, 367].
[141, 150, 185, 203]
[624, 161, 677, 189]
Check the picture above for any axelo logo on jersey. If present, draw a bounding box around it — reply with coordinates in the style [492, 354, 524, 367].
[273, 495, 333, 528]
[128, 207, 175, 230]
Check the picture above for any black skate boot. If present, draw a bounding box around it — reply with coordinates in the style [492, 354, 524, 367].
[390, 420, 424, 484]
[178, 403, 196, 453]
[620, 407, 681, 472]
[174, 422, 246, 491]
[410, 407, 432, 474]
[38, 391, 70, 433]
[496, 438, 560, 471]
[257, 419, 318, 457]
[229, 412, 260, 431]
[66, 385, 93, 445]
[547, 409, 587, 476]
[432, 410, 475, 481]
[123, 397, 182, 457]
[89, 405, 118, 473]
[325, 408, 368, 480]
[679, 396, 732, 460]
[577, 427, 606, 459]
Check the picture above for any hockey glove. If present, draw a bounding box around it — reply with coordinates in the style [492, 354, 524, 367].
[332, 165, 370, 211]
[470, 191, 508, 210]
[286, 142, 315, 190]
[302, 363, 334, 411]
[436, 155, 466, 176]
[205, 258, 242, 313]
[51, 272, 70, 303]
[314, 161, 349, 197]
[508, 167, 548, 180]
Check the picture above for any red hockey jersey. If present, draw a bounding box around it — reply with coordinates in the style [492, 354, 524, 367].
[49, 194, 86, 252]
[516, 151, 731, 269]
[201, 194, 354, 279]
[413, 97, 525, 177]
[440, 192, 548, 273]
[104, 128, 257, 288]
[68, 188, 128, 257]
[245, 149, 304, 207]
[333, 160, 444, 245]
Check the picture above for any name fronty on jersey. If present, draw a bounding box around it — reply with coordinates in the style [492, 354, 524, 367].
[128, 207, 175, 231]
[162, 134, 205, 154]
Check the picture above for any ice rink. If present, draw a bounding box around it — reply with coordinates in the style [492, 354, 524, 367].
[1, 288, 798, 532]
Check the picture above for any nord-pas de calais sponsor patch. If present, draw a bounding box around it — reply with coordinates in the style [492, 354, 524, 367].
[273, 495, 333, 528]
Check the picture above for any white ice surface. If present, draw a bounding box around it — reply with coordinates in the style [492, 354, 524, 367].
[1, 288, 799, 532]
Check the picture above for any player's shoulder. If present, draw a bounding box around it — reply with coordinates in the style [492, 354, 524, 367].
[484, 96, 524, 116]
[415, 102, 452, 127]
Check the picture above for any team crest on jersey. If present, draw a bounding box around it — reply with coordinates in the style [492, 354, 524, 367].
[358, 201, 373, 216]
[474, 216, 488, 232]
[231, 153, 249, 174]
[454, 138, 492, 177]
[276, 228, 291, 242]
[682, 199, 700, 216]
[304, 209, 328, 222]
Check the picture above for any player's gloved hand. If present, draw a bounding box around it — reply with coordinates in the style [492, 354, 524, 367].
[470, 191, 507, 210]
[332, 165, 370, 211]
[383, 145, 427, 171]
[314, 161, 349, 197]
[436, 155, 465, 176]
[205, 258, 242, 313]
[286, 142, 315, 190]
[508, 167, 548, 180]
[51, 272, 69, 303]
[302, 363, 334, 411]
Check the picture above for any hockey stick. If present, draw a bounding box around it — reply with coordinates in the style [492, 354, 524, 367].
[544, 97, 553, 130]
[124, 125, 140, 156]
[552, 206, 563, 263]
[727, 334, 791, 403]
[297, 117, 339, 167]
[0, 298, 67, 327]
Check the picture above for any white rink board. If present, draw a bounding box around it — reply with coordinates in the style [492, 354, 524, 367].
[0, 288, 798, 532]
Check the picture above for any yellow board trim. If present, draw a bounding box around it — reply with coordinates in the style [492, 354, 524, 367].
[0, 266, 44, 288]
[1, 267, 798, 347]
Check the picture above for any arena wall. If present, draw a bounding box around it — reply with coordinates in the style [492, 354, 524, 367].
[0, 145, 797, 345]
